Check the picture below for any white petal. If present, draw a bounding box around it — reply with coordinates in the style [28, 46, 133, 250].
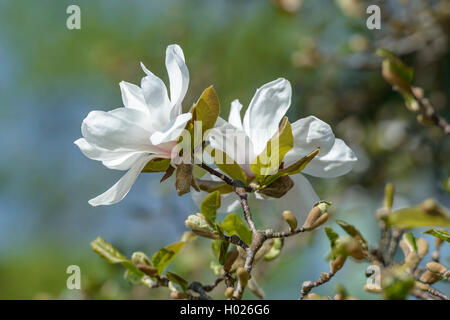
[81, 108, 154, 151]
[273, 174, 320, 221]
[302, 139, 357, 178]
[74, 138, 133, 161]
[243, 78, 292, 156]
[88, 155, 154, 206]
[102, 151, 148, 170]
[228, 100, 243, 130]
[150, 112, 192, 146]
[165, 44, 189, 118]
[283, 116, 336, 166]
[119, 81, 148, 114]
[140, 63, 171, 126]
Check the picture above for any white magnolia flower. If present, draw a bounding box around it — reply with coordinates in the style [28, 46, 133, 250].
[192, 78, 357, 216]
[75, 44, 191, 206]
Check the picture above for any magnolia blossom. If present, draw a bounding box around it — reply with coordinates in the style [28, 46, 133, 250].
[75, 44, 191, 206]
[192, 78, 357, 216]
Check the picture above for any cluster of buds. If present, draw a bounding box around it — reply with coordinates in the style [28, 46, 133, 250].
[303, 202, 330, 231]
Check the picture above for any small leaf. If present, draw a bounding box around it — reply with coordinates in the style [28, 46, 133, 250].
[90, 237, 144, 279]
[261, 148, 319, 188]
[166, 272, 189, 293]
[196, 179, 233, 194]
[142, 158, 171, 173]
[152, 241, 186, 275]
[190, 86, 220, 147]
[423, 229, 450, 243]
[264, 238, 284, 261]
[403, 232, 418, 252]
[258, 175, 293, 198]
[325, 227, 339, 248]
[376, 48, 414, 90]
[212, 240, 230, 265]
[221, 213, 252, 245]
[185, 214, 219, 239]
[200, 191, 221, 226]
[386, 206, 450, 229]
[250, 117, 294, 180]
[336, 220, 368, 249]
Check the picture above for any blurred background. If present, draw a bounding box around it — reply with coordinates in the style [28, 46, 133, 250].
[0, 0, 449, 299]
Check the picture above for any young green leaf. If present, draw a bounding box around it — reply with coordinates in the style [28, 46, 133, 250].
[386, 206, 450, 229]
[152, 241, 186, 275]
[190, 86, 220, 142]
[423, 229, 450, 243]
[212, 240, 230, 265]
[142, 158, 171, 173]
[210, 148, 247, 183]
[200, 191, 221, 226]
[221, 213, 252, 245]
[264, 238, 284, 261]
[325, 227, 339, 248]
[166, 272, 189, 293]
[336, 220, 368, 249]
[90, 237, 144, 279]
[250, 117, 294, 180]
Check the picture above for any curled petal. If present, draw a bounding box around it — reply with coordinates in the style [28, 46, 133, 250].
[150, 112, 192, 146]
[228, 99, 243, 130]
[88, 155, 154, 206]
[243, 78, 292, 156]
[165, 44, 189, 118]
[302, 139, 357, 178]
[119, 81, 148, 114]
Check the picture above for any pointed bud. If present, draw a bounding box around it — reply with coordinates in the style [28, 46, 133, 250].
[282, 210, 298, 230]
[236, 267, 249, 288]
[137, 264, 159, 277]
[420, 270, 441, 284]
[223, 250, 239, 273]
[383, 183, 394, 210]
[185, 214, 219, 239]
[224, 287, 234, 298]
[303, 202, 330, 230]
[426, 262, 447, 275]
[330, 255, 346, 274]
[131, 251, 152, 266]
[417, 238, 428, 258]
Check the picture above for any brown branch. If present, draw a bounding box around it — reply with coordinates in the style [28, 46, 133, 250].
[385, 228, 403, 265]
[299, 271, 335, 300]
[412, 88, 450, 135]
[264, 226, 307, 239]
[199, 163, 234, 185]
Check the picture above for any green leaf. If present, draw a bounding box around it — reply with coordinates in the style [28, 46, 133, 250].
[200, 191, 221, 226]
[221, 213, 252, 245]
[325, 227, 339, 248]
[142, 158, 171, 173]
[423, 229, 450, 243]
[190, 86, 220, 145]
[386, 207, 450, 229]
[90, 237, 144, 279]
[152, 241, 186, 275]
[261, 148, 320, 188]
[403, 232, 417, 252]
[336, 220, 367, 249]
[376, 48, 414, 89]
[250, 117, 294, 180]
[212, 240, 229, 265]
[264, 238, 284, 261]
[166, 272, 189, 292]
[210, 148, 247, 183]
[210, 261, 222, 276]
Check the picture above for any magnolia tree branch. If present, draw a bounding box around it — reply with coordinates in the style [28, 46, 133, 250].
[299, 271, 336, 299]
[412, 89, 450, 135]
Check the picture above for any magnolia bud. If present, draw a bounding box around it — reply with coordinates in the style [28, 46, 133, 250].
[426, 262, 447, 275]
[330, 255, 346, 274]
[131, 251, 151, 266]
[185, 214, 219, 239]
[137, 264, 159, 277]
[419, 270, 440, 284]
[223, 250, 239, 273]
[282, 210, 298, 230]
[404, 252, 420, 268]
[303, 206, 320, 230]
[303, 202, 329, 230]
[236, 267, 249, 288]
[417, 238, 429, 258]
[415, 281, 428, 291]
[224, 287, 234, 298]
[170, 291, 189, 299]
[347, 239, 365, 260]
[421, 198, 438, 212]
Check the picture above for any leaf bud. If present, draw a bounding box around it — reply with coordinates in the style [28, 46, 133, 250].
[282, 210, 298, 230]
